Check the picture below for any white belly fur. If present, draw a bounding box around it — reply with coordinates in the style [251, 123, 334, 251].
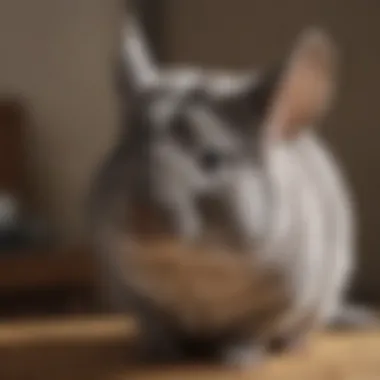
[264, 131, 354, 336]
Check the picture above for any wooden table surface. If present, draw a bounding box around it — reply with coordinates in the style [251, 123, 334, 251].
[0, 315, 378, 380]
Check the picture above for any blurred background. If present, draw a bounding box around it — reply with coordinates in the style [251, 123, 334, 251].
[0, 0, 378, 318]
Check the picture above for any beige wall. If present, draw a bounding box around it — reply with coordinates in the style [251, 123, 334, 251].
[0, 0, 121, 242]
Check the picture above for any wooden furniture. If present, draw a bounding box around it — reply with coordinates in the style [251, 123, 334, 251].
[0, 246, 93, 291]
[0, 315, 379, 380]
[0, 97, 95, 316]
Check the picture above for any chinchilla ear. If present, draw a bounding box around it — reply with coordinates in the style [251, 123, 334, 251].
[261, 28, 338, 142]
[120, 13, 159, 95]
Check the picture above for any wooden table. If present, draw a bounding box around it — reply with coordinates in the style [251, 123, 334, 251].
[0, 315, 379, 380]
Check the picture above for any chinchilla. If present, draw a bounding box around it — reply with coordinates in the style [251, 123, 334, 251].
[89, 7, 377, 367]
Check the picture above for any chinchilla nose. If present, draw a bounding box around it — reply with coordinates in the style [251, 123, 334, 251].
[199, 149, 223, 172]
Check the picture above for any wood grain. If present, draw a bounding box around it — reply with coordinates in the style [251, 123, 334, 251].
[0, 315, 136, 347]
[0, 246, 93, 291]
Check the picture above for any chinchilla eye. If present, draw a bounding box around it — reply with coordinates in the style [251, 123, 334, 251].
[169, 116, 196, 149]
[199, 148, 240, 172]
[199, 149, 224, 172]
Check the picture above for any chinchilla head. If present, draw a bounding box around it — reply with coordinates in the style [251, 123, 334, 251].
[119, 17, 265, 201]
